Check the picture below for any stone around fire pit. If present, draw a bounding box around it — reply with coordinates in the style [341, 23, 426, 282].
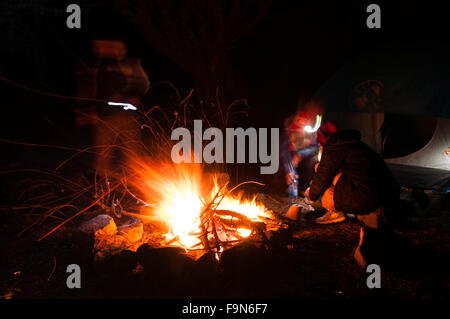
[117, 217, 143, 243]
[80, 214, 117, 237]
[79, 214, 144, 260]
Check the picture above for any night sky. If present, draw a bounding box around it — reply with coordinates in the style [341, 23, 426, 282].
[0, 0, 448, 164]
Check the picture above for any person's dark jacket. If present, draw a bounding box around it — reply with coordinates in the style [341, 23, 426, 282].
[309, 130, 400, 214]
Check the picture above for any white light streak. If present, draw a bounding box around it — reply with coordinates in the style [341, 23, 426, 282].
[304, 115, 322, 133]
[107, 101, 137, 111]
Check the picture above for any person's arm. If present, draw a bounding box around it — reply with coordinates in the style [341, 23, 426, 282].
[296, 143, 319, 160]
[308, 149, 341, 201]
[280, 133, 293, 173]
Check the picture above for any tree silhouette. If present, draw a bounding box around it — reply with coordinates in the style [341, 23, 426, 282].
[116, 0, 271, 119]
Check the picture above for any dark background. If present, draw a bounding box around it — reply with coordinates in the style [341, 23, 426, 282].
[0, 1, 449, 301]
[0, 0, 448, 171]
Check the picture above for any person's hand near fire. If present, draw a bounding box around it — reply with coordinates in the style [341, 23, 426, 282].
[305, 185, 336, 211]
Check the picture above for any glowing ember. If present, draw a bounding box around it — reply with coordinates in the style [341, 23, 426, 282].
[127, 159, 277, 255]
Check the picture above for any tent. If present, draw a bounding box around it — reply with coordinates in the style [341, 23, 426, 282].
[314, 48, 450, 191]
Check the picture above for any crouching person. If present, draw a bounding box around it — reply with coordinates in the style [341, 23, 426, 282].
[305, 122, 400, 268]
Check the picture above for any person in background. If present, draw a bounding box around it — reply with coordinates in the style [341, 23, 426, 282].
[75, 40, 150, 177]
[92, 40, 149, 175]
[305, 122, 400, 267]
[281, 99, 323, 207]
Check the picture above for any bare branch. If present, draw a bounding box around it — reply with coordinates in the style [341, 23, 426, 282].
[116, 0, 193, 73]
[225, 0, 272, 43]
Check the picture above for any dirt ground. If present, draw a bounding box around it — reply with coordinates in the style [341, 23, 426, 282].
[0, 188, 448, 300]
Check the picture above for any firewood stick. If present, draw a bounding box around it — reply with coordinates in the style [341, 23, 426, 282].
[210, 217, 222, 251]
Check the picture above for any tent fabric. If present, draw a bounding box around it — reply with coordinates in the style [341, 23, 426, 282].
[385, 118, 450, 172]
[386, 163, 450, 191]
[314, 48, 450, 190]
[385, 118, 450, 190]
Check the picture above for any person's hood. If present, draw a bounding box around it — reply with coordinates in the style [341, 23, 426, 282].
[324, 130, 361, 148]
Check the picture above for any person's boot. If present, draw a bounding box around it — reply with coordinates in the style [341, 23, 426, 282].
[354, 207, 393, 268]
[354, 226, 367, 269]
[315, 210, 346, 224]
[354, 223, 394, 269]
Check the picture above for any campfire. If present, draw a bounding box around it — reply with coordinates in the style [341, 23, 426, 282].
[7, 79, 289, 261]
[127, 160, 284, 259]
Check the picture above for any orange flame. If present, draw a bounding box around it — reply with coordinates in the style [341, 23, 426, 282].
[127, 158, 271, 252]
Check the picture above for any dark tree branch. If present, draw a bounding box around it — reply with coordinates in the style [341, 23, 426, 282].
[116, 0, 272, 103]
